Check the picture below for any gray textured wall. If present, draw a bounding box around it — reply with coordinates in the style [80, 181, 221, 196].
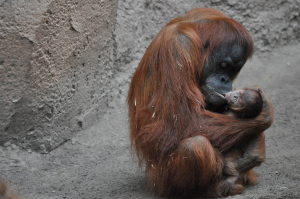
[0, 0, 118, 152]
[1, 0, 299, 152]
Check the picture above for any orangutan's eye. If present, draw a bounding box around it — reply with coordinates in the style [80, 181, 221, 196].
[221, 62, 227, 68]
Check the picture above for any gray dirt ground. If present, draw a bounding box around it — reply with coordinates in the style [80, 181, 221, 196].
[1, 43, 300, 199]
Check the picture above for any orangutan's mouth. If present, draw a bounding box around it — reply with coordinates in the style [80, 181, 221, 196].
[214, 91, 226, 99]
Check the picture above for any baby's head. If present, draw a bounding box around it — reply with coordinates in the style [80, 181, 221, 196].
[225, 88, 263, 118]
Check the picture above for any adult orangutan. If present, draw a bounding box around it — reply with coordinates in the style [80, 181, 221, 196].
[127, 8, 273, 198]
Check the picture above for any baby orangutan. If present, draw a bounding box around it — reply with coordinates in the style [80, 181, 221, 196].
[220, 88, 265, 196]
[224, 88, 263, 118]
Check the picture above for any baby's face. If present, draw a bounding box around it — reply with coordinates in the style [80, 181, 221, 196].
[225, 89, 245, 108]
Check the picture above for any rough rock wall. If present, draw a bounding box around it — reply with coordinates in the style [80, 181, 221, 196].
[204, 0, 300, 51]
[0, 0, 118, 152]
[1, 0, 299, 152]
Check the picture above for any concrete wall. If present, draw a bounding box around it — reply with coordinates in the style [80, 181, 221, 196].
[0, 0, 118, 152]
[1, 0, 299, 152]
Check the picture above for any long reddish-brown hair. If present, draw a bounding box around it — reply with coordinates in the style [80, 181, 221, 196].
[128, 7, 253, 162]
[127, 8, 271, 197]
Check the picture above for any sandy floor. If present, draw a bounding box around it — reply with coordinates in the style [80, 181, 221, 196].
[1, 44, 300, 199]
